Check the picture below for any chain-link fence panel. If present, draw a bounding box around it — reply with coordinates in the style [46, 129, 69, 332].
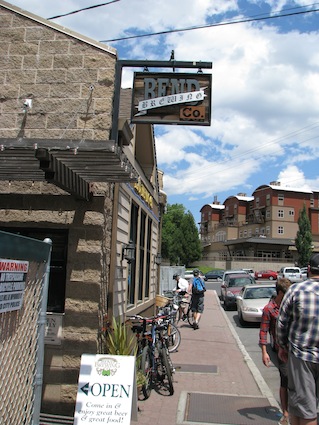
[0, 231, 51, 425]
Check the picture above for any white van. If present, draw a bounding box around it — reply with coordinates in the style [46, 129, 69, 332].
[278, 267, 303, 283]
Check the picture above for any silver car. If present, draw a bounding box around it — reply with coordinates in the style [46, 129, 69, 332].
[236, 284, 276, 326]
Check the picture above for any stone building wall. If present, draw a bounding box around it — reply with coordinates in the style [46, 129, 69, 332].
[0, 4, 118, 415]
[0, 5, 116, 140]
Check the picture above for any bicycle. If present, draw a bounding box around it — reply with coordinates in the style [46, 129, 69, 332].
[157, 304, 181, 352]
[127, 314, 174, 398]
[127, 315, 152, 399]
[163, 291, 195, 327]
[149, 317, 174, 395]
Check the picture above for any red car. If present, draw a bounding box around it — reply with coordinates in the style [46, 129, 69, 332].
[254, 270, 278, 280]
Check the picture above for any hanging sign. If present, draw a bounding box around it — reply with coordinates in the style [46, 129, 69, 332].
[74, 354, 137, 425]
[131, 72, 212, 125]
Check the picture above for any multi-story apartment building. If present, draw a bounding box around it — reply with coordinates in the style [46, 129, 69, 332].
[200, 182, 319, 263]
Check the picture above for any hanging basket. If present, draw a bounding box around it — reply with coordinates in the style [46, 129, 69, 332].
[155, 294, 170, 307]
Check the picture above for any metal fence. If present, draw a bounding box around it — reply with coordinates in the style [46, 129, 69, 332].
[0, 231, 51, 425]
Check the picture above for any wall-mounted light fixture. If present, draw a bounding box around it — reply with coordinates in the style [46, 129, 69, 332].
[155, 253, 162, 265]
[122, 241, 135, 263]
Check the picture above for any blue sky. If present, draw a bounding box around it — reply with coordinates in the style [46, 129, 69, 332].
[7, 0, 319, 224]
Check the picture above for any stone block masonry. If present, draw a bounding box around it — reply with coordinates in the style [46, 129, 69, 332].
[0, 6, 116, 141]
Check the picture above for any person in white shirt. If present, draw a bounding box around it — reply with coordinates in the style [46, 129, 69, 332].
[173, 273, 190, 320]
[173, 273, 189, 294]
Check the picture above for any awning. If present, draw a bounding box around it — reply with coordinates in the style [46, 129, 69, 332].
[0, 138, 138, 200]
[224, 237, 295, 246]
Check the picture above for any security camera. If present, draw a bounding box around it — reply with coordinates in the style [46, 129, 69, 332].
[23, 99, 32, 109]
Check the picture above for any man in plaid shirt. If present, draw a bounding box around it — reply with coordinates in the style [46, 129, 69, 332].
[277, 253, 319, 425]
[259, 278, 292, 425]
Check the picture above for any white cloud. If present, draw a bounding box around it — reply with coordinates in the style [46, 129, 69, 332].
[6, 0, 319, 220]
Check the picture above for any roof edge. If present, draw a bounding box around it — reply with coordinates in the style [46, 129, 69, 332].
[0, 0, 117, 57]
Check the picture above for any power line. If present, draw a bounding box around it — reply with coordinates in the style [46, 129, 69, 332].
[48, 0, 120, 20]
[101, 6, 319, 42]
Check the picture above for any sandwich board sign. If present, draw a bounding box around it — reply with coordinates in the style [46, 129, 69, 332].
[74, 354, 137, 425]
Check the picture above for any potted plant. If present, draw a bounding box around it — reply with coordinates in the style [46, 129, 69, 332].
[105, 317, 137, 356]
[104, 317, 146, 396]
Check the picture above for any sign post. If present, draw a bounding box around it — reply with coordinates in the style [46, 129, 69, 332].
[74, 354, 137, 425]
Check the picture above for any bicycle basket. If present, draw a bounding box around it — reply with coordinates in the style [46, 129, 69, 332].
[155, 294, 170, 307]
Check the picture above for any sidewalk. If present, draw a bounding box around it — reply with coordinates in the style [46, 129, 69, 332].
[133, 290, 281, 425]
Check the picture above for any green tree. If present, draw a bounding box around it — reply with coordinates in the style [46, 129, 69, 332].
[295, 204, 313, 267]
[162, 203, 201, 266]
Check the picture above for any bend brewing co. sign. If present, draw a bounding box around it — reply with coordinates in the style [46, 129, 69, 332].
[131, 72, 212, 126]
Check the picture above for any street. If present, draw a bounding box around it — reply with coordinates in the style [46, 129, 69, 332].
[205, 279, 281, 406]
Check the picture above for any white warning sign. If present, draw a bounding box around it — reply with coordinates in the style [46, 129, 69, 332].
[0, 259, 29, 313]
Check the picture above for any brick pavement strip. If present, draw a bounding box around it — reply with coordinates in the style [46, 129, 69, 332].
[132, 290, 278, 425]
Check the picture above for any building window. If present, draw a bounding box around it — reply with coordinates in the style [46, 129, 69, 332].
[128, 203, 153, 306]
[278, 209, 284, 218]
[248, 229, 252, 237]
[266, 209, 270, 219]
[255, 197, 259, 207]
[288, 209, 294, 216]
[278, 226, 284, 234]
[255, 228, 259, 235]
[266, 194, 270, 206]
[278, 193, 284, 205]
[0, 227, 68, 313]
[266, 226, 270, 235]
[239, 231, 243, 238]
[128, 203, 138, 306]
[138, 211, 146, 301]
[216, 231, 226, 242]
[310, 198, 314, 207]
[144, 218, 152, 298]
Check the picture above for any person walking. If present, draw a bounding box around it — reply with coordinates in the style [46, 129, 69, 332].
[277, 253, 319, 425]
[259, 278, 292, 425]
[190, 268, 206, 330]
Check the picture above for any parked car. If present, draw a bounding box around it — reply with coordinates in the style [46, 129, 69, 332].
[205, 269, 224, 281]
[220, 270, 250, 301]
[221, 273, 256, 310]
[242, 268, 254, 278]
[300, 266, 308, 280]
[236, 283, 276, 325]
[277, 266, 303, 283]
[254, 270, 278, 280]
[184, 269, 206, 281]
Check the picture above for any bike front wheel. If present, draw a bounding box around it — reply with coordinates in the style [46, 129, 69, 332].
[166, 323, 181, 353]
[141, 346, 152, 399]
[158, 347, 174, 395]
[187, 308, 195, 327]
